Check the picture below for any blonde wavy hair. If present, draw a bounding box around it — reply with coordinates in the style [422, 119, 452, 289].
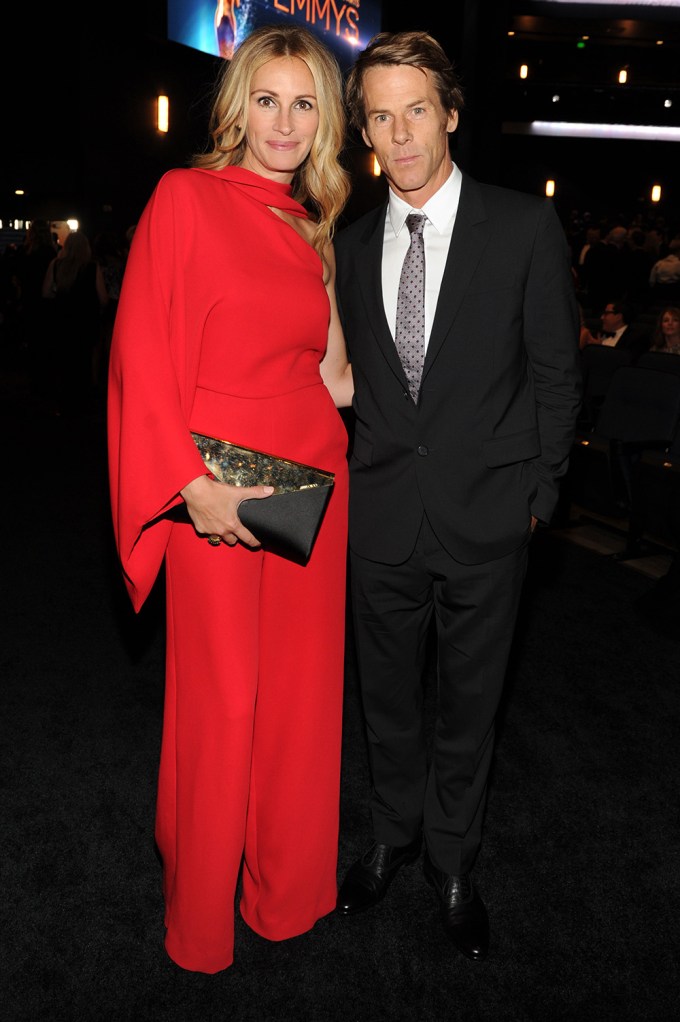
[192, 23, 350, 253]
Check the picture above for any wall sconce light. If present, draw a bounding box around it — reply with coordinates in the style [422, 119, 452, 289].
[372, 155, 381, 177]
[157, 95, 169, 133]
[519, 64, 528, 79]
[618, 69, 628, 85]
[545, 179, 556, 198]
[651, 185, 662, 203]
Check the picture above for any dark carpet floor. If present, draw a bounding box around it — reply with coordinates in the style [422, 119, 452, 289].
[2, 372, 679, 1022]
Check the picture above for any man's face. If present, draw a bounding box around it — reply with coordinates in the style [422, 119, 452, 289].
[601, 305, 623, 331]
[360, 64, 458, 207]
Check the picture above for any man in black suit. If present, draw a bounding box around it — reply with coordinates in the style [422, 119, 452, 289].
[594, 300, 652, 358]
[333, 31, 582, 962]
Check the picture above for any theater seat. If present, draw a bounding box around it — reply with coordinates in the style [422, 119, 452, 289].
[636, 351, 680, 378]
[577, 345, 634, 433]
[569, 365, 680, 517]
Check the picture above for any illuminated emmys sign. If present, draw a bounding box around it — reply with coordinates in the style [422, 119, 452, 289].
[168, 0, 382, 70]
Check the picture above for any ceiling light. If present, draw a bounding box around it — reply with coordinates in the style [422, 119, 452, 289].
[506, 121, 680, 142]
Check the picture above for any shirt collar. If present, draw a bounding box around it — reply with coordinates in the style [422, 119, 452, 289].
[387, 162, 461, 236]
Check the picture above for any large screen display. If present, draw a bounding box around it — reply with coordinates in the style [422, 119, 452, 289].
[168, 1, 382, 70]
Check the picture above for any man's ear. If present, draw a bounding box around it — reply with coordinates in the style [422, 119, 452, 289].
[447, 108, 459, 134]
[361, 127, 373, 149]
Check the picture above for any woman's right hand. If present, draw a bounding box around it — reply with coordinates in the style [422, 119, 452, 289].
[180, 474, 274, 547]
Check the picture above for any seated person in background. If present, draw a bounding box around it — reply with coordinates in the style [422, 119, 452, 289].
[578, 304, 599, 350]
[582, 300, 652, 359]
[625, 228, 654, 307]
[580, 226, 625, 313]
[577, 225, 601, 269]
[649, 306, 680, 355]
[649, 238, 680, 305]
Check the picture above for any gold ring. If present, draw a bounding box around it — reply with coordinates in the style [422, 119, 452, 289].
[207, 535, 221, 547]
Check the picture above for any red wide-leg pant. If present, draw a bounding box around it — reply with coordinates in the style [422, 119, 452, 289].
[156, 497, 346, 973]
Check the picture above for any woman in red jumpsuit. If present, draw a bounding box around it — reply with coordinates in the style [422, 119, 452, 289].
[107, 24, 352, 974]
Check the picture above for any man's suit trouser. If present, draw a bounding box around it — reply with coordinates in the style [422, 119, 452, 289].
[350, 514, 530, 876]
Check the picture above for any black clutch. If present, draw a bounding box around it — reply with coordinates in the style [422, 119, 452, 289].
[191, 432, 335, 564]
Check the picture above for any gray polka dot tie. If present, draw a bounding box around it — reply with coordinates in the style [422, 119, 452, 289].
[395, 213, 426, 403]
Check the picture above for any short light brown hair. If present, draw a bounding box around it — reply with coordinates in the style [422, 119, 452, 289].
[345, 31, 465, 135]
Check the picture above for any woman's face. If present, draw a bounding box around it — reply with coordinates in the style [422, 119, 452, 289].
[240, 55, 319, 182]
[661, 311, 680, 338]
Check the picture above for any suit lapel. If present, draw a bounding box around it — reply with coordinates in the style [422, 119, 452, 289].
[352, 203, 413, 386]
[423, 174, 490, 379]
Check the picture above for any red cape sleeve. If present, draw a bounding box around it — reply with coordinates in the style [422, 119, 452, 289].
[107, 172, 206, 612]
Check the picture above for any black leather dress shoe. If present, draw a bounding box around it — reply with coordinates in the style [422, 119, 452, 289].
[336, 837, 421, 915]
[424, 853, 489, 961]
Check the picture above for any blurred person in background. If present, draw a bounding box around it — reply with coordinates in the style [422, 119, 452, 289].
[649, 306, 680, 354]
[42, 229, 108, 416]
[649, 237, 680, 302]
[12, 218, 57, 396]
[50, 219, 72, 250]
[92, 229, 127, 403]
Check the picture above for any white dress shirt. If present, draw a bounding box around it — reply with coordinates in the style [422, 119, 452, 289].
[382, 163, 462, 352]
[601, 326, 627, 347]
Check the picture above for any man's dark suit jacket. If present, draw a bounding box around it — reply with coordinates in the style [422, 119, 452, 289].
[610, 323, 653, 359]
[334, 172, 582, 567]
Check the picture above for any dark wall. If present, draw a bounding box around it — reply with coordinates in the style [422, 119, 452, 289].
[3, 3, 219, 236]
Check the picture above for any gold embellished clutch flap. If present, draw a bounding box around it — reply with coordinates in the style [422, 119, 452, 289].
[191, 432, 335, 564]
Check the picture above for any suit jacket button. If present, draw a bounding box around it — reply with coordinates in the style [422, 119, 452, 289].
[417, 445, 429, 456]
